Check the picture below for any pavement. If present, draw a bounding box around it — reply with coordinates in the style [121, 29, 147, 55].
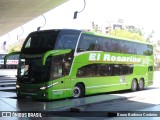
[0, 71, 159, 120]
[0, 91, 127, 111]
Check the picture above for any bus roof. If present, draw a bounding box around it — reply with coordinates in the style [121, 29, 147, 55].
[31, 29, 152, 46]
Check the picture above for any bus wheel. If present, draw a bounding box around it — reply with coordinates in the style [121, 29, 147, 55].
[73, 84, 84, 98]
[138, 79, 144, 90]
[131, 79, 138, 92]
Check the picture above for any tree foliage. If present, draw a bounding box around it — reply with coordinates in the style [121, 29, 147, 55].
[8, 44, 21, 52]
[108, 29, 145, 41]
[7, 38, 25, 52]
[156, 40, 160, 47]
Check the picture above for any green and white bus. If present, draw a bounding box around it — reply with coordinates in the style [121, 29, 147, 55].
[4, 29, 154, 100]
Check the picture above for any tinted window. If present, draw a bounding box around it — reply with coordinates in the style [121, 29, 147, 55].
[77, 64, 133, 77]
[77, 33, 153, 56]
[50, 55, 72, 80]
[77, 64, 98, 77]
[96, 37, 107, 51]
[22, 30, 58, 53]
[98, 64, 113, 76]
[18, 58, 51, 83]
[110, 39, 123, 53]
[122, 41, 136, 54]
[148, 66, 153, 71]
[77, 34, 99, 52]
[55, 34, 79, 50]
[24, 32, 58, 49]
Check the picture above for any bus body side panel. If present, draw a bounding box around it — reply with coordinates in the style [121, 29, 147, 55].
[72, 51, 154, 96]
[50, 77, 72, 100]
[133, 65, 148, 83]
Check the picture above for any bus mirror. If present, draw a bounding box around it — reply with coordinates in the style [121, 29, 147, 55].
[42, 49, 71, 65]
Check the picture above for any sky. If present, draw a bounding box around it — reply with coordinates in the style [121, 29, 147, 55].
[1, 0, 160, 44]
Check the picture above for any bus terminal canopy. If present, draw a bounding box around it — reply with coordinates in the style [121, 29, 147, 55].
[0, 0, 68, 36]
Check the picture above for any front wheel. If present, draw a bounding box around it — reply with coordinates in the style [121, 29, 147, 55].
[72, 84, 84, 98]
[131, 79, 138, 92]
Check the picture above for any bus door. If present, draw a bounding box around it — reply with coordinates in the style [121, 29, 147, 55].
[51, 56, 71, 99]
[51, 56, 65, 99]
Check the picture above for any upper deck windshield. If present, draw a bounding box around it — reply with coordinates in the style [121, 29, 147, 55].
[22, 30, 58, 53]
[21, 30, 81, 53]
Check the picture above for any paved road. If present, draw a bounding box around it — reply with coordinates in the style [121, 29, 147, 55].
[0, 76, 16, 91]
[0, 72, 159, 120]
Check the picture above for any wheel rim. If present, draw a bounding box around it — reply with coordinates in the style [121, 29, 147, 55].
[139, 80, 144, 89]
[73, 86, 81, 98]
[132, 80, 137, 91]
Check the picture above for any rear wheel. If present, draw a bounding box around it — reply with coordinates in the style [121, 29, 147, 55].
[131, 79, 138, 91]
[73, 84, 84, 98]
[138, 79, 144, 90]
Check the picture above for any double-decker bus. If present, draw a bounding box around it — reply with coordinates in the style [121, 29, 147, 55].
[0, 53, 18, 76]
[4, 29, 154, 100]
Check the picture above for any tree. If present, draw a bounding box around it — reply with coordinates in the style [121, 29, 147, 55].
[125, 26, 144, 36]
[157, 40, 160, 47]
[108, 29, 145, 41]
[146, 30, 154, 43]
[7, 38, 25, 52]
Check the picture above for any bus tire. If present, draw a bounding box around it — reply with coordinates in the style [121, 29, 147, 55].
[131, 79, 138, 92]
[138, 79, 144, 90]
[73, 84, 84, 98]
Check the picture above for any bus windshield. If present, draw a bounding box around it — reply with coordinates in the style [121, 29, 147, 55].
[18, 58, 51, 84]
[22, 30, 59, 53]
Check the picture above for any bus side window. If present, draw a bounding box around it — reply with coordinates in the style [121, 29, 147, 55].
[77, 68, 85, 77]
[76, 64, 98, 77]
[77, 34, 97, 52]
[148, 66, 153, 71]
[63, 62, 71, 76]
[51, 56, 63, 79]
[52, 63, 63, 79]
[99, 64, 112, 76]
[113, 64, 121, 75]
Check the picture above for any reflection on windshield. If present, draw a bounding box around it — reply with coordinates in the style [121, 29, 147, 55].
[18, 58, 51, 84]
[55, 34, 79, 50]
[22, 30, 58, 53]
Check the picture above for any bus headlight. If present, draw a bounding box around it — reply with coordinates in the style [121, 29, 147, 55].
[40, 86, 47, 90]
[16, 85, 20, 88]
